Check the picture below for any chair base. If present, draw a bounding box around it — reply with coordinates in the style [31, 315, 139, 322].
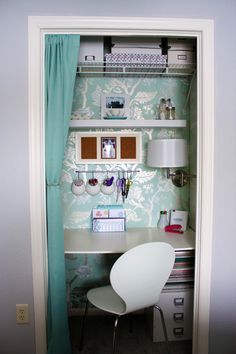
[154, 304, 171, 354]
[79, 298, 121, 354]
[79, 301, 170, 354]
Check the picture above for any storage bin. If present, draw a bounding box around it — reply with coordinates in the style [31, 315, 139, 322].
[111, 36, 161, 55]
[168, 38, 195, 65]
[78, 36, 104, 62]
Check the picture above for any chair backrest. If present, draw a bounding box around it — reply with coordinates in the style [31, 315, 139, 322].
[110, 242, 175, 314]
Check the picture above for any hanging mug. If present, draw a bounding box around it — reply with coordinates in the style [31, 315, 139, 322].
[71, 178, 85, 196]
[100, 176, 115, 195]
[86, 178, 100, 195]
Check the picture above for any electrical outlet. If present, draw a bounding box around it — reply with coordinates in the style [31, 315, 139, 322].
[16, 304, 29, 324]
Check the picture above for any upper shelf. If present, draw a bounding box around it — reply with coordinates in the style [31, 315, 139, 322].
[69, 119, 186, 129]
[77, 62, 196, 77]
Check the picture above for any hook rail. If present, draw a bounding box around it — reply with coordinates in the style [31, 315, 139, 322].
[75, 169, 140, 175]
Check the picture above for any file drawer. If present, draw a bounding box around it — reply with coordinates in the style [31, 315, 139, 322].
[146, 288, 194, 342]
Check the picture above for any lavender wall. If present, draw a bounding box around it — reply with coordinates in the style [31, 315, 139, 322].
[1, 0, 236, 353]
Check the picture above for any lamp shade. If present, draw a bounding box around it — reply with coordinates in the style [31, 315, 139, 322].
[147, 139, 187, 168]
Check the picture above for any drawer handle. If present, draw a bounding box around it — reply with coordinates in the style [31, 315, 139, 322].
[173, 327, 184, 337]
[173, 313, 184, 322]
[174, 297, 184, 306]
[85, 55, 95, 61]
[177, 54, 187, 60]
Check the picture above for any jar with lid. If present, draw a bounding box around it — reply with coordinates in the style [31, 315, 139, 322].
[158, 98, 167, 120]
[157, 210, 169, 229]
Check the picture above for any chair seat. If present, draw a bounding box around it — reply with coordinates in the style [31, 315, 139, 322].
[87, 285, 126, 315]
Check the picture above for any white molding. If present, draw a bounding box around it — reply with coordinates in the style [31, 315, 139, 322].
[28, 18, 47, 354]
[192, 20, 214, 354]
[28, 16, 214, 354]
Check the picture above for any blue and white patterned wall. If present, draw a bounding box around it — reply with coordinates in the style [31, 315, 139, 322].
[62, 75, 192, 312]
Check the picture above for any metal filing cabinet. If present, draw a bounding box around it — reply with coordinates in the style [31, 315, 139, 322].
[149, 288, 194, 342]
[146, 248, 195, 342]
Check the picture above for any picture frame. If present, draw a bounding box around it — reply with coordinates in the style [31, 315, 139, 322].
[101, 93, 130, 120]
[75, 132, 141, 164]
[101, 137, 117, 159]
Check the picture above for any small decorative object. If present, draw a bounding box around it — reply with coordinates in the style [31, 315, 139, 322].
[101, 93, 130, 119]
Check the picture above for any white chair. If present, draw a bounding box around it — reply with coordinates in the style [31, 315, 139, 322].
[79, 241, 175, 354]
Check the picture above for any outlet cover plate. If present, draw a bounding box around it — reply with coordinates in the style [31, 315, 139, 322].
[16, 304, 29, 324]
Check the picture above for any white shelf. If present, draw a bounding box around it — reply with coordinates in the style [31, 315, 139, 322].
[77, 62, 195, 77]
[69, 119, 186, 129]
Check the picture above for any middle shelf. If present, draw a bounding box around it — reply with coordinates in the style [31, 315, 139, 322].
[69, 119, 186, 129]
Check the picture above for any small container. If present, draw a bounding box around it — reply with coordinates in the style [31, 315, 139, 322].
[71, 179, 85, 196]
[86, 178, 100, 195]
[100, 183, 115, 195]
[170, 107, 175, 120]
[158, 98, 167, 120]
[157, 210, 169, 229]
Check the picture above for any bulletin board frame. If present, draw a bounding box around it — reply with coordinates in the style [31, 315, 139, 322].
[75, 132, 142, 164]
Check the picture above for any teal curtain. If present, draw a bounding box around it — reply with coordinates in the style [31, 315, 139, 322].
[45, 34, 80, 354]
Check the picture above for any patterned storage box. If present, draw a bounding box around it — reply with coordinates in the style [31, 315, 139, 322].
[105, 53, 167, 66]
[92, 218, 126, 232]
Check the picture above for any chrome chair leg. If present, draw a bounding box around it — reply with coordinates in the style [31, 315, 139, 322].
[79, 297, 89, 352]
[154, 304, 171, 354]
[112, 315, 120, 354]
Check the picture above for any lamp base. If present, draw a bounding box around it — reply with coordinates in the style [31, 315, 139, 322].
[171, 169, 188, 187]
[167, 169, 188, 187]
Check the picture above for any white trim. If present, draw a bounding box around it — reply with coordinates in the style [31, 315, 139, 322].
[28, 16, 214, 354]
[193, 21, 214, 354]
[28, 19, 47, 354]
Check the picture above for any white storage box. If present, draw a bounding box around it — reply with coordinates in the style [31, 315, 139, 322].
[168, 38, 195, 65]
[170, 210, 188, 231]
[92, 208, 109, 219]
[92, 218, 126, 232]
[109, 207, 126, 218]
[78, 36, 104, 62]
[111, 37, 162, 55]
[92, 205, 126, 219]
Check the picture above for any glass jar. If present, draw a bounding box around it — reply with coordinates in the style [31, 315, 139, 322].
[159, 98, 167, 120]
[157, 210, 169, 229]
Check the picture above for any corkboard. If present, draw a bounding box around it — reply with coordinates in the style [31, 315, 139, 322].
[120, 137, 136, 159]
[81, 137, 97, 159]
[76, 132, 141, 164]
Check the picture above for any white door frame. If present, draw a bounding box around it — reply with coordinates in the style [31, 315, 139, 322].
[28, 16, 214, 354]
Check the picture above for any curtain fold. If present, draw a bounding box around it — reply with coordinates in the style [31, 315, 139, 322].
[45, 34, 80, 354]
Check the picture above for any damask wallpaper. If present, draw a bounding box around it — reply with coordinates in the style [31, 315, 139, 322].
[62, 75, 193, 312]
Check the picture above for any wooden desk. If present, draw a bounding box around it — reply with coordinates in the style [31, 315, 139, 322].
[64, 227, 195, 254]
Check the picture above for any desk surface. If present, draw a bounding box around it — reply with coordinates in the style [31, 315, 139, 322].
[64, 228, 195, 254]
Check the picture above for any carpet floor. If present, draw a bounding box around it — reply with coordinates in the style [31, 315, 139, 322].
[69, 314, 192, 354]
